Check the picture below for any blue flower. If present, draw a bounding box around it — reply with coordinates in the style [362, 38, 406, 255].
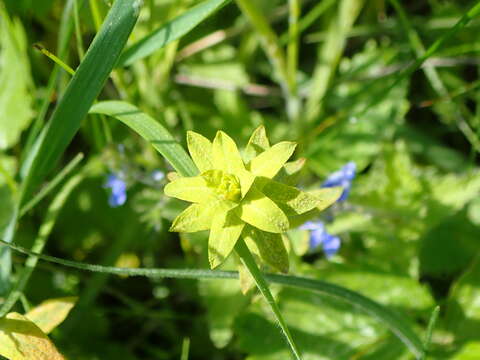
[104, 173, 127, 207]
[300, 221, 341, 258]
[151, 170, 165, 182]
[322, 161, 356, 201]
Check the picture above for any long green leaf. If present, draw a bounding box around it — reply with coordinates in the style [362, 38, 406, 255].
[20, 0, 140, 204]
[89, 101, 197, 177]
[0, 239, 425, 358]
[118, 0, 231, 67]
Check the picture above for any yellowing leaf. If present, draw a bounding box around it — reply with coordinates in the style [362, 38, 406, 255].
[0, 312, 65, 360]
[238, 261, 255, 295]
[236, 187, 289, 233]
[25, 297, 77, 334]
[309, 187, 343, 211]
[244, 226, 289, 273]
[170, 201, 231, 232]
[208, 210, 245, 269]
[164, 176, 217, 203]
[187, 131, 214, 172]
[212, 131, 245, 174]
[249, 141, 296, 179]
[257, 178, 322, 215]
[244, 125, 270, 163]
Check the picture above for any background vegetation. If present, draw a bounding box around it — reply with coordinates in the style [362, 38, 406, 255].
[1, 0, 480, 358]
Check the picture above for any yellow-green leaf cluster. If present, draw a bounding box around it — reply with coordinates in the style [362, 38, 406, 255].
[165, 126, 341, 271]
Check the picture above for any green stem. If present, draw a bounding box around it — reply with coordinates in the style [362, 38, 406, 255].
[0, 238, 424, 358]
[235, 239, 302, 360]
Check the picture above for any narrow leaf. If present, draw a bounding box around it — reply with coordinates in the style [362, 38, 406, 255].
[187, 131, 214, 172]
[25, 297, 77, 334]
[0, 312, 65, 360]
[164, 176, 217, 203]
[90, 101, 197, 177]
[208, 210, 244, 269]
[244, 226, 289, 273]
[118, 0, 231, 66]
[249, 141, 296, 179]
[244, 125, 270, 163]
[236, 187, 289, 233]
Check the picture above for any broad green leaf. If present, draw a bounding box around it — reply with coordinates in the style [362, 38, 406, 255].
[237, 187, 289, 233]
[244, 226, 289, 273]
[90, 101, 197, 177]
[249, 142, 296, 179]
[244, 125, 270, 163]
[164, 176, 217, 203]
[0, 5, 33, 149]
[170, 201, 228, 232]
[187, 131, 214, 172]
[208, 210, 245, 268]
[0, 312, 64, 359]
[118, 0, 230, 66]
[212, 131, 245, 174]
[308, 187, 343, 211]
[20, 0, 140, 202]
[24, 297, 77, 334]
[256, 178, 325, 216]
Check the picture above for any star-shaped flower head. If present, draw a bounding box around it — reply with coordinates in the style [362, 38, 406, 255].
[164, 126, 342, 270]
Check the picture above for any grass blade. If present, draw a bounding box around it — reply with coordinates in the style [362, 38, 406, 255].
[0, 172, 84, 317]
[0, 239, 425, 358]
[420, 306, 440, 360]
[20, 0, 140, 204]
[358, 0, 480, 117]
[118, 0, 230, 67]
[19, 153, 84, 217]
[89, 100, 197, 177]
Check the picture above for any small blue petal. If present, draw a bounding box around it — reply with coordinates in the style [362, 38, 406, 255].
[322, 235, 341, 258]
[104, 173, 127, 207]
[322, 161, 356, 202]
[302, 220, 341, 259]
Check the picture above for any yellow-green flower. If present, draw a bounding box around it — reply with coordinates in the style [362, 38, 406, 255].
[164, 126, 341, 270]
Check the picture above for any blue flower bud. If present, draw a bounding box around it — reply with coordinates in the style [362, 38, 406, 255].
[322, 161, 356, 201]
[300, 221, 341, 258]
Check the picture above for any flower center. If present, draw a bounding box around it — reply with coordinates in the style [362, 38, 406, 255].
[202, 170, 241, 202]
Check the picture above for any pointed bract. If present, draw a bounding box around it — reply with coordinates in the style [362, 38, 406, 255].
[170, 201, 228, 232]
[187, 131, 214, 172]
[249, 141, 296, 179]
[208, 210, 245, 268]
[212, 131, 245, 174]
[236, 187, 289, 233]
[257, 177, 323, 216]
[164, 176, 217, 203]
[243, 226, 289, 273]
[244, 125, 270, 162]
[309, 187, 343, 211]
